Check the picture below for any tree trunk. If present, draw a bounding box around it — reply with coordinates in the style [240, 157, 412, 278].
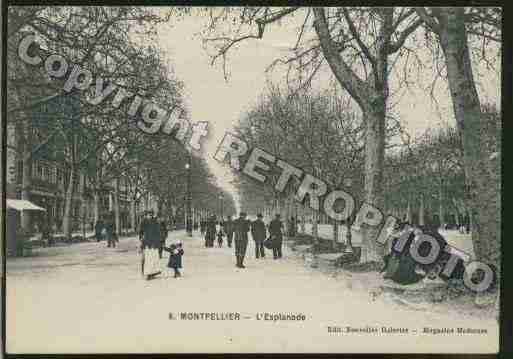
[93, 191, 100, 224]
[332, 219, 339, 251]
[419, 194, 425, 226]
[437, 8, 500, 269]
[20, 121, 32, 232]
[312, 210, 318, 240]
[130, 197, 137, 232]
[114, 178, 120, 237]
[439, 178, 444, 228]
[300, 205, 306, 233]
[62, 166, 75, 241]
[406, 200, 412, 223]
[20, 154, 32, 231]
[313, 7, 389, 265]
[360, 108, 386, 264]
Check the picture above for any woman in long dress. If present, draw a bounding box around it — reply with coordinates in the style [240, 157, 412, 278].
[141, 211, 162, 280]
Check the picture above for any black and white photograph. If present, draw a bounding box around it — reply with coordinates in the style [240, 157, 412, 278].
[2, 5, 502, 354]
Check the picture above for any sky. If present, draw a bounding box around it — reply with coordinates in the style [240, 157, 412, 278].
[155, 10, 500, 211]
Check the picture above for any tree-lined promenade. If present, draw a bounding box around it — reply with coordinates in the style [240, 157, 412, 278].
[6, 229, 498, 353]
[198, 7, 500, 274]
[6, 7, 237, 255]
[4, 6, 500, 313]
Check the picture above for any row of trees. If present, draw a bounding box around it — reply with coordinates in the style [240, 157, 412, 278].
[7, 6, 235, 242]
[198, 7, 501, 270]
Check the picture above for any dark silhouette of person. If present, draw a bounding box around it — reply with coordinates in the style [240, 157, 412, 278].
[234, 212, 251, 268]
[269, 214, 284, 259]
[251, 213, 266, 259]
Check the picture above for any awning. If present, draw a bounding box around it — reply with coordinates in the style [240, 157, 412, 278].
[6, 199, 46, 212]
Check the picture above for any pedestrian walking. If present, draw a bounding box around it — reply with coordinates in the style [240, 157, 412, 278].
[234, 212, 251, 268]
[205, 215, 217, 247]
[159, 215, 168, 259]
[217, 219, 225, 247]
[225, 215, 234, 248]
[95, 218, 105, 242]
[200, 219, 206, 234]
[106, 215, 116, 248]
[269, 213, 284, 259]
[140, 210, 162, 280]
[251, 213, 266, 259]
[41, 220, 51, 247]
[164, 240, 184, 278]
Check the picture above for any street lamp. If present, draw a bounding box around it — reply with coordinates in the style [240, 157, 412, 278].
[185, 162, 192, 236]
[219, 195, 223, 219]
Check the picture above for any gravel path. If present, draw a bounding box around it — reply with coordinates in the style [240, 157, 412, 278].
[6, 230, 498, 353]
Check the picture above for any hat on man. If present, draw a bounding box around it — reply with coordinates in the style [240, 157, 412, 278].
[257, 213, 263, 218]
[240, 212, 247, 217]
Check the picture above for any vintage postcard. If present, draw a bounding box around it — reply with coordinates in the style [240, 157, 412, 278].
[3, 5, 501, 354]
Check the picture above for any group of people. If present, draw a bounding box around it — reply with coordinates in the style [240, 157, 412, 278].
[201, 212, 287, 269]
[138, 210, 184, 280]
[94, 214, 118, 248]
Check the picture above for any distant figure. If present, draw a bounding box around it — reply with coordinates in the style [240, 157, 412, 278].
[106, 215, 117, 248]
[95, 219, 104, 242]
[205, 215, 217, 248]
[217, 220, 225, 247]
[200, 219, 206, 234]
[41, 220, 51, 247]
[251, 213, 266, 259]
[269, 214, 284, 259]
[164, 240, 184, 278]
[233, 212, 251, 268]
[225, 215, 234, 248]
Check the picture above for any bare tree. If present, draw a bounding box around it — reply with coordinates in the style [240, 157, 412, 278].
[415, 7, 501, 271]
[200, 7, 424, 264]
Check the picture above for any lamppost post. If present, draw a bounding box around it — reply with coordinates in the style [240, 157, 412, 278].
[185, 161, 192, 237]
[219, 195, 223, 219]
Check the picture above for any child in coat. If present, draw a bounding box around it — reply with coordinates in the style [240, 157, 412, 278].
[164, 240, 184, 278]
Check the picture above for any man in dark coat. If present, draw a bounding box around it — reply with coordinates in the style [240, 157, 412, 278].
[200, 219, 206, 234]
[95, 219, 104, 242]
[251, 213, 267, 259]
[269, 213, 284, 259]
[225, 215, 234, 248]
[106, 215, 116, 248]
[234, 212, 251, 268]
[217, 219, 225, 248]
[205, 215, 217, 247]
